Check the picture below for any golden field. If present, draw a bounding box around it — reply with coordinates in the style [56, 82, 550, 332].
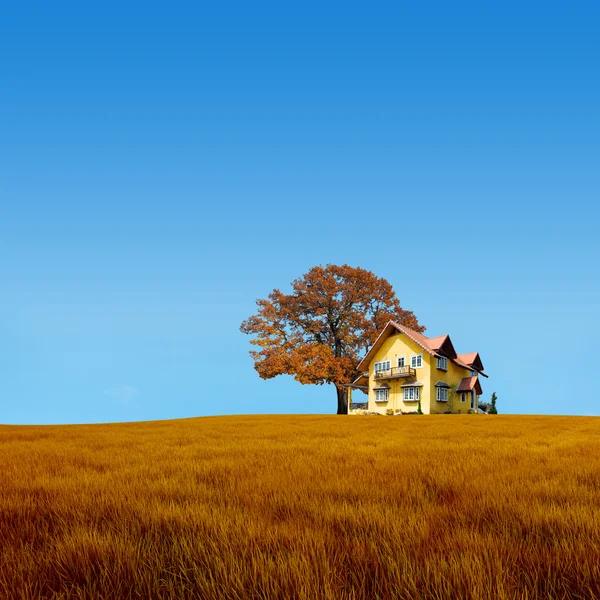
[1, 414, 599, 600]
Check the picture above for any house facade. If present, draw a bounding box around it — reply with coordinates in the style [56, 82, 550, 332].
[346, 321, 486, 414]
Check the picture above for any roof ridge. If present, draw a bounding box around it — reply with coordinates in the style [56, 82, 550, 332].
[356, 320, 485, 376]
[390, 321, 437, 356]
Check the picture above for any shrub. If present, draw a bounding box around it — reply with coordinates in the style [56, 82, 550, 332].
[386, 409, 394, 416]
[490, 392, 498, 414]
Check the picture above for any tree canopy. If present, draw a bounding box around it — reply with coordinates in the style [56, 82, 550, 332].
[240, 264, 424, 414]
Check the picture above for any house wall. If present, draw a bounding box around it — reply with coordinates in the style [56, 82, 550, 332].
[364, 331, 483, 414]
[367, 333, 433, 414]
[429, 358, 482, 413]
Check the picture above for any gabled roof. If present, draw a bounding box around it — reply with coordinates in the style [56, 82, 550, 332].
[434, 381, 452, 388]
[456, 377, 483, 395]
[457, 352, 485, 373]
[356, 321, 442, 371]
[356, 321, 484, 376]
[427, 334, 458, 358]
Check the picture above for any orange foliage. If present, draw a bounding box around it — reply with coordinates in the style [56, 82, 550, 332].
[240, 264, 423, 413]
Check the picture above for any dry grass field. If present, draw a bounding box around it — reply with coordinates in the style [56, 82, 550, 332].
[1, 414, 599, 600]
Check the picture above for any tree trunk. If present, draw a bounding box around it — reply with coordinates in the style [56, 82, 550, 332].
[336, 387, 348, 415]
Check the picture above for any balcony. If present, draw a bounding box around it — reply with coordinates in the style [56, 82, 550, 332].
[374, 366, 416, 380]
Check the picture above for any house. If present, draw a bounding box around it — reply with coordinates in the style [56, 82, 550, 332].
[345, 321, 487, 414]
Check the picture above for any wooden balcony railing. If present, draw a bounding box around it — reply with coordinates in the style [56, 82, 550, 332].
[374, 365, 416, 380]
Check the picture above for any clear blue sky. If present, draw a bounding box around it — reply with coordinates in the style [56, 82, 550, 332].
[1, 2, 598, 424]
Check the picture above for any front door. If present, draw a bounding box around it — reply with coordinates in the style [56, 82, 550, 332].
[470, 392, 475, 410]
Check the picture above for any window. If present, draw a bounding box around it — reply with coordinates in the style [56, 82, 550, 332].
[470, 370, 477, 377]
[436, 387, 448, 402]
[403, 386, 420, 401]
[461, 393, 467, 403]
[410, 354, 423, 368]
[375, 389, 388, 402]
[374, 360, 391, 373]
[436, 357, 448, 371]
[397, 356, 405, 368]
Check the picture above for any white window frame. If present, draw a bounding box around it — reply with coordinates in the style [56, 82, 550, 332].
[397, 356, 405, 368]
[410, 354, 423, 369]
[403, 386, 420, 401]
[374, 360, 391, 373]
[436, 357, 448, 371]
[436, 387, 448, 402]
[375, 388, 388, 402]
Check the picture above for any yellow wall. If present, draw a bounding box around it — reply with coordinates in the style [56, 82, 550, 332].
[365, 331, 481, 414]
[428, 355, 478, 414]
[367, 332, 433, 414]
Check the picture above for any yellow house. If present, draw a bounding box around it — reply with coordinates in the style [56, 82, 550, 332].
[346, 321, 487, 414]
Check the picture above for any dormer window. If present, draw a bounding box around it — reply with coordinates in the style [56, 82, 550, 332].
[436, 357, 448, 371]
[410, 354, 423, 369]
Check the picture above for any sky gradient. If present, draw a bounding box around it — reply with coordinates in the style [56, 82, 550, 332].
[1, 1, 599, 423]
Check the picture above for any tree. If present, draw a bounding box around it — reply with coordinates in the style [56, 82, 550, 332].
[490, 392, 498, 414]
[446, 380, 459, 414]
[240, 264, 424, 414]
[417, 398, 423, 415]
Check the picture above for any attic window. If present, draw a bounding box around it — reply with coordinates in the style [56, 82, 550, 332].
[437, 357, 448, 371]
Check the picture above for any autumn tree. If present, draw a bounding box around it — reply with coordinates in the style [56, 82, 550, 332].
[240, 264, 424, 414]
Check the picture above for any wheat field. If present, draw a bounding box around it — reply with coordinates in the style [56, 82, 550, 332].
[0, 414, 599, 600]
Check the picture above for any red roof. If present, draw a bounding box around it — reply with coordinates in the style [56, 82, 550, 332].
[457, 352, 478, 365]
[427, 335, 449, 351]
[390, 322, 439, 356]
[456, 377, 483, 395]
[457, 352, 485, 373]
[356, 321, 484, 376]
[454, 356, 472, 369]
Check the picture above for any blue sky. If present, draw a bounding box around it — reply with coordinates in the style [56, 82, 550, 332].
[1, 1, 599, 424]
